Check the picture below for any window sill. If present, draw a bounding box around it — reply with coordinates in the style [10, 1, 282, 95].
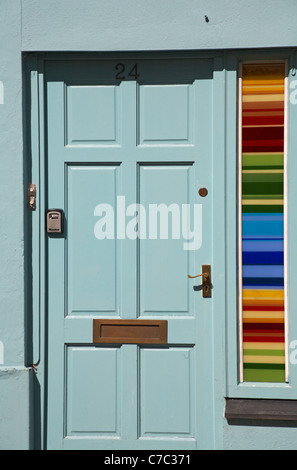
[225, 398, 297, 421]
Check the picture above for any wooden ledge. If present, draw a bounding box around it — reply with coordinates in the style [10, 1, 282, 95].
[225, 398, 297, 421]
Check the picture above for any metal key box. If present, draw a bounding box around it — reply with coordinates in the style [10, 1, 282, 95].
[46, 209, 64, 234]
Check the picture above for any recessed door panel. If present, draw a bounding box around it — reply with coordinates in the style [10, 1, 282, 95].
[66, 346, 121, 435]
[67, 165, 120, 315]
[140, 347, 194, 437]
[139, 164, 197, 315]
[66, 85, 120, 145]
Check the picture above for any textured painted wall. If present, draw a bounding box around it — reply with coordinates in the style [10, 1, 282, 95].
[22, 0, 297, 51]
[0, 0, 31, 450]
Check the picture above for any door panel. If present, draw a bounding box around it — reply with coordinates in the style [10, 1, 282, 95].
[66, 346, 121, 436]
[67, 165, 121, 315]
[138, 84, 193, 145]
[45, 58, 214, 450]
[140, 347, 195, 437]
[139, 164, 196, 315]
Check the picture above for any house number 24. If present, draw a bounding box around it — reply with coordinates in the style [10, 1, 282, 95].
[115, 63, 140, 80]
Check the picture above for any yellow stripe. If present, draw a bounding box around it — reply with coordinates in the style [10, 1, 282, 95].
[243, 318, 284, 324]
[243, 289, 284, 299]
[242, 79, 284, 86]
[242, 94, 284, 102]
[242, 170, 284, 174]
[243, 290, 284, 307]
[242, 199, 283, 205]
[243, 355, 285, 364]
[243, 86, 284, 94]
[243, 342, 285, 350]
[243, 311, 284, 318]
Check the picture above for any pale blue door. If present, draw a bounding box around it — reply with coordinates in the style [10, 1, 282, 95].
[45, 58, 216, 450]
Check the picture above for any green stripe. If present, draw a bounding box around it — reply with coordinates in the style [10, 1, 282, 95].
[243, 363, 285, 382]
[242, 205, 283, 213]
[243, 166, 284, 170]
[243, 349, 285, 356]
[242, 173, 283, 183]
[242, 194, 283, 199]
[242, 183, 283, 196]
[242, 153, 284, 168]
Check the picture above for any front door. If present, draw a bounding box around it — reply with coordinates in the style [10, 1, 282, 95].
[44, 57, 219, 450]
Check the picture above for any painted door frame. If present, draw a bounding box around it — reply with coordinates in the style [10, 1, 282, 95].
[27, 49, 297, 449]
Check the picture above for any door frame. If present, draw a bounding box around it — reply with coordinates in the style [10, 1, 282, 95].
[27, 50, 229, 450]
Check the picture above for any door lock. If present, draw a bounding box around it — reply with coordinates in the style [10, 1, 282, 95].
[188, 264, 211, 297]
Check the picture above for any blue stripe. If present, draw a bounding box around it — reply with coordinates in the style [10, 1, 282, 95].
[242, 220, 283, 237]
[242, 240, 284, 252]
[242, 215, 283, 221]
[242, 265, 284, 278]
[242, 251, 283, 265]
[243, 278, 284, 287]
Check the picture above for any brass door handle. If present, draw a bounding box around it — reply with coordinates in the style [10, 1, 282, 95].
[187, 273, 209, 279]
[187, 265, 211, 298]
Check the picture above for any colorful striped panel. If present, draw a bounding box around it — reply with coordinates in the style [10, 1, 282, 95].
[240, 63, 286, 383]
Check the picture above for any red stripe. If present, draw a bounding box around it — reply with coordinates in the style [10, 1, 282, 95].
[242, 144, 284, 152]
[243, 127, 284, 140]
[243, 108, 284, 113]
[243, 306, 284, 312]
[243, 324, 284, 331]
[243, 336, 284, 342]
[242, 116, 284, 126]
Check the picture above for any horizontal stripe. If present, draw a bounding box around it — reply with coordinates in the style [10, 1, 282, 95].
[243, 337, 284, 343]
[242, 238, 284, 251]
[242, 221, 283, 237]
[243, 266, 284, 277]
[242, 94, 284, 102]
[242, 79, 284, 85]
[242, 102, 284, 110]
[243, 305, 284, 311]
[242, 214, 283, 220]
[242, 279, 284, 288]
[242, 86, 284, 94]
[243, 319, 284, 324]
[242, 186, 283, 197]
[242, 206, 283, 213]
[242, 199, 283, 205]
[244, 349, 285, 356]
[242, 144, 284, 153]
[242, 126, 284, 140]
[243, 300, 284, 308]
[243, 117, 283, 126]
[243, 365, 285, 383]
[243, 342, 285, 349]
[243, 310, 284, 318]
[242, 252, 283, 265]
[242, 173, 283, 182]
[242, 170, 284, 174]
[242, 154, 283, 168]
[242, 110, 284, 116]
[243, 355, 285, 364]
